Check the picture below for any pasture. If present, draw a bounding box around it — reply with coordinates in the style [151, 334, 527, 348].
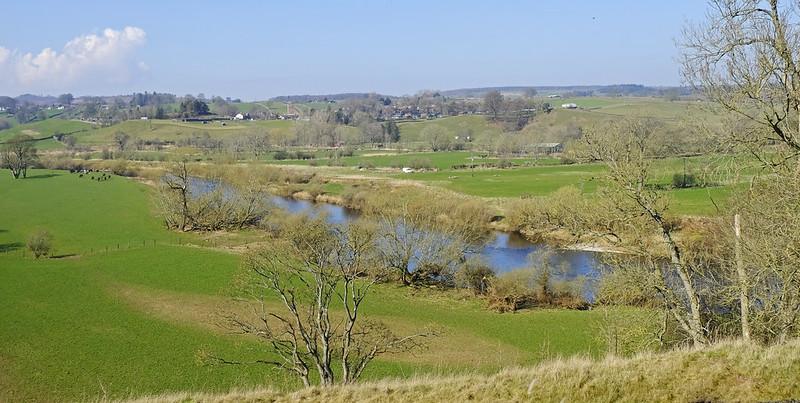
[0, 170, 637, 402]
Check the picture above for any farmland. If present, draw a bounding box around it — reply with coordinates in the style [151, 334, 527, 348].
[0, 170, 639, 402]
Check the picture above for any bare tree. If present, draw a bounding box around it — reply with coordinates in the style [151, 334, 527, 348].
[582, 119, 709, 346]
[1, 134, 37, 179]
[682, 0, 800, 167]
[420, 125, 452, 152]
[159, 160, 191, 231]
[483, 91, 505, 121]
[113, 131, 131, 152]
[365, 196, 488, 286]
[217, 217, 432, 386]
[682, 0, 800, 342]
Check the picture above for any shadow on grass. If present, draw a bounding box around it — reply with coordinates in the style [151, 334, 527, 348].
[0, 242, 23, 253]
[23, 173, 61, 180]
[50, 253, 79, 259]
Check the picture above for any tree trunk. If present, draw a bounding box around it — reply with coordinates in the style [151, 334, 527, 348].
[659, 222, 708, 346]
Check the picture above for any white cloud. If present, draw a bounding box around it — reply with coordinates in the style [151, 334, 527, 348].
[0, 27, 147, 93]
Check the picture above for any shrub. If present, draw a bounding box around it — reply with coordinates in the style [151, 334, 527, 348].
[295, 151, 315, 160]
[27, 230, 53, 259]
[0, 119, 12, 131]
[498, 159, 514, 169]
[672, 172, 698, 188]
[455, 260, 495, 295]
[408, 157, 433, 170]
[273, 150, 291, 160]
[101, 148, 114, 160]
[357, 160, 375, 169]
[487, 262, 588, 312]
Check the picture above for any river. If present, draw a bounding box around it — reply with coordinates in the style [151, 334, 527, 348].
[191, 177, 601, 279]
[269, 195, 599, 278]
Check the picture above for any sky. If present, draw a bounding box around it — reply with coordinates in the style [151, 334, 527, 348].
[0, 0, 709, 100]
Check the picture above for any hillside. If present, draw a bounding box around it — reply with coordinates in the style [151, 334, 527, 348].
[122, 340, 800, 402]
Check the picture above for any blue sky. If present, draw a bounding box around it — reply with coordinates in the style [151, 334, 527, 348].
[0, 1, 708, 100]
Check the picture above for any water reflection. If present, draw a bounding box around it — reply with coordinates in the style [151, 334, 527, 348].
[189, 177, 600, 279]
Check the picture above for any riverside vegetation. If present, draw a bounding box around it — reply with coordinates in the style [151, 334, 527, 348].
[3, 0, 800, 400]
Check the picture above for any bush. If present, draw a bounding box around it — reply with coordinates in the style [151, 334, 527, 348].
[672, 172, 698, 188]
[295, 151, 315, 160]
[27, 230, 53, 259]
[357, 160, 375, 169]
[455, 260, 495, 295]
[408, 158, 433, 170]
[497, 159, 514, 169]
[0, 119, 11, 131]
[487, 263, 588, 312]
[273, 150, 291, 160]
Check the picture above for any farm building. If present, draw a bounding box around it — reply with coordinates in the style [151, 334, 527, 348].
[531, 143, 564, 154]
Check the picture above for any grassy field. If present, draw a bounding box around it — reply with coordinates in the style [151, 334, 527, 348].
[76, 119, 297, 146]
[0, 170, 638, 402]
[274, 152, 732, 216]
[132, 340, 800, 402]
[268, 150, 559, 170]
[0, 119, 94, 150]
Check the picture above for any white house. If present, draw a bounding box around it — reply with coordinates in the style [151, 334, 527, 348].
[233, 113, 245, 120]
[561, 103, 578, 109]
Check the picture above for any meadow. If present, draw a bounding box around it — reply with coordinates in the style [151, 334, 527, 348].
[0, 170, 639, 402]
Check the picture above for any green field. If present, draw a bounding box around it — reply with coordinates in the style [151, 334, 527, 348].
[76, 119, 297, 146]
[0, 119, 94, 150]
[268, 150, 558, 170]
[0, 170, 635, 402]
[387, 155, 734, 215]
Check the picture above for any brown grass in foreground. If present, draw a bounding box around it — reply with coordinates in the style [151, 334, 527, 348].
[118, 340, 800, 402]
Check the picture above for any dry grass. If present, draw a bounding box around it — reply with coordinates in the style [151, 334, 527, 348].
[118, 340, 800, 402]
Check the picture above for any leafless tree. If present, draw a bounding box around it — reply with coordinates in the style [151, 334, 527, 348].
[582, 119, 709, 346]
[113, 131, 131, 152]
[1, 134, 37, 179]
[483, 91, 505, 121]
[216, 217, 432, 386]
[682, 0, 800, 168]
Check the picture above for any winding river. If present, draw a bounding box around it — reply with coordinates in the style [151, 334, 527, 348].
[191, 177, 601, 280]
[270, 195, 600, 278]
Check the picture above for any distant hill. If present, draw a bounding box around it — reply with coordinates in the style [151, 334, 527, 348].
[14, 94, 58, 105]
[440, 84, 693, 98]
[270, 93, 389, 103]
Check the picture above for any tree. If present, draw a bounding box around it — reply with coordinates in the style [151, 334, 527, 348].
[382, 121, 400, 143]
[364, 195, 488, 286]
[27, 230, 53, 259]
[160, 160, 191, 231]
[681, 0, 800, 167]
[216, 217, 431, 386]
[730, 173, 800, 342]
[1, 134, 37, 179]
[420, 125, 452, 152]
[113, 132, 131, 152]
[681, 0, 800, 342]
[62, 135, 77, 149]
[179, 98, 210, 117]
[483, 91, 505, 121]
[582, 119, 709, 346]
[57, 93, 74, 106]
